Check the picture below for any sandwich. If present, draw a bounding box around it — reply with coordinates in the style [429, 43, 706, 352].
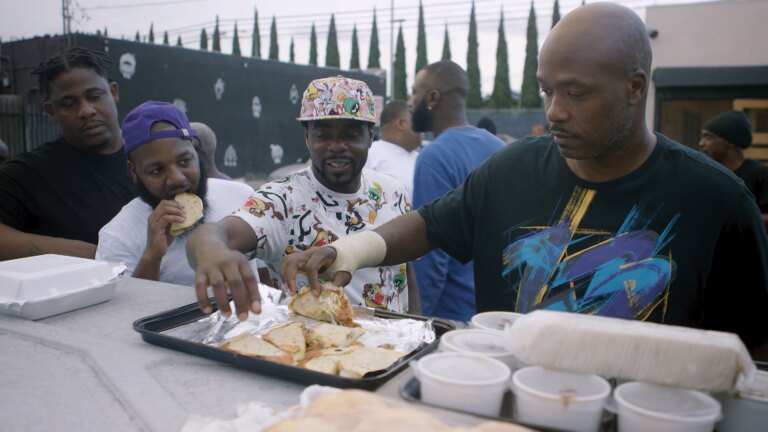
[170, 192, 203, 236]
[288, 283, 357, 327]
[220, 333, 292, 364]
[262, 322, 307, 363]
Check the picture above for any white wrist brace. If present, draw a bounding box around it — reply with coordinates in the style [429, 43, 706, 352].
[324, 231, 387, 275]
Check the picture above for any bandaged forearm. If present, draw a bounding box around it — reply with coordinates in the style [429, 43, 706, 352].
[324, 231, 387, 275]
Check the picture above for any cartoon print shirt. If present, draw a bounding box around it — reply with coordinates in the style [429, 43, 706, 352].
[232, 167, 412, 312]
[418, 134, 768, 348]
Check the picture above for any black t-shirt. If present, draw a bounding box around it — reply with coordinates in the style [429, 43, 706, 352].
[735, 158, 768, 212]
[419, 134, 768, 348]
[0, 137, 136, 244]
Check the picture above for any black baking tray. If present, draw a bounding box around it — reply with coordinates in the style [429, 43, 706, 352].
[133, 300, 455, 390]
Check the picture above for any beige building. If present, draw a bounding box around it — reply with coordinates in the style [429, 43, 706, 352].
[646, 0, 768, 159]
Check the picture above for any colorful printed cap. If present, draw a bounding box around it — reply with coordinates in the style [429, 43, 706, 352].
[296, 75, 377, 123]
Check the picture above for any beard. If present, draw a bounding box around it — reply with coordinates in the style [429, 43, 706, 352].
[136, 160, 209, 224]
[311, 155, 363, 191]
[410, 98, 433, 133]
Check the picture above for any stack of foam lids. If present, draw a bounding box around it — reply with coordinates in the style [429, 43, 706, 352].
[504, 310, 756, 393]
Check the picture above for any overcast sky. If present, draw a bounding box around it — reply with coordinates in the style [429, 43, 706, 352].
[1, 0, 712, 96]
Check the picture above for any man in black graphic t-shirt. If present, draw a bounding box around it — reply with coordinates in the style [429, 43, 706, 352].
[277, 3, 768, 356]
[0, 47, 135, 260]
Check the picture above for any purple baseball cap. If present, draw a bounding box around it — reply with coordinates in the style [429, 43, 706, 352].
[122, 101, 198, 156]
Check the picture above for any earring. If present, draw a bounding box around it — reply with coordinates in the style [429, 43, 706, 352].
[427, 106, 433, 111]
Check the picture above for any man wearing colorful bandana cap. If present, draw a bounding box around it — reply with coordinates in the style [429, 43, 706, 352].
[96, 101, 256, 286]
[700, 110, 768, 229]
[187, 76, 415, 320]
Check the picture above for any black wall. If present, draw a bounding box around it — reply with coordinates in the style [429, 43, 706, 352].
[1, 34, 386, 178]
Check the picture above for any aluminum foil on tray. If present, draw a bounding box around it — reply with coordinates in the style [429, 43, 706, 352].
[163, 283, 436, 355]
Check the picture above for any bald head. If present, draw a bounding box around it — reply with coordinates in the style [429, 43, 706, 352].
[421, 60, 469, 98]
[190, 122, 216, 156]
[543, 3, 652, 83]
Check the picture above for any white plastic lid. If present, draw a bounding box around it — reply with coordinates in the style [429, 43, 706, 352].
[614, 382, 721, 421]
[417, 352, 510, 385]
[513, 366, 610, 401]
[0, 255, 116, 300]
[441, 329, 510, 355]
[471, 311, 523, 331]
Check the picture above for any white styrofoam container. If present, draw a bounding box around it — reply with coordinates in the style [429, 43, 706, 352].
[0, 254, 118, 320]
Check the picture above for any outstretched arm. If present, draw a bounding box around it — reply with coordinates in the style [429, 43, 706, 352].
[0, 223, 96, 261]
[187, 216, 261, 320]
[279, 211, 434, 294]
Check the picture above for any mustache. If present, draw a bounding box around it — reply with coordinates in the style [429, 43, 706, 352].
[548, 124, 579, 138]
[322, 156, 355, 164]
[80, 120, 105, 132]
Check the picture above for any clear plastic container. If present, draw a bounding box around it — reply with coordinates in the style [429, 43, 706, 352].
[614, 382, 721, 432]
[716, 370, 768, 432]
[470, 311, 523, 332]
[412, 352, 511, 417]
[440, 329, 519, 370]
[512, 366, 610, 432]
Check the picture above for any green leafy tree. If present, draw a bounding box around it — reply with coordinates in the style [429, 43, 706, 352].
[148, 23, 155, 43]
[135, 31, 140, 42]
[232, 22, 241, 55]
[441, 24, 451, 60]
[552, 0, 561, 28]
[521, 2, 542, 108]
[269, 16, 279, 60]
[349, 24, 360, 69]
[367, 8, 380, 68]
[309, 23, 318, 65]
[252, 8, 261, 57]
[290, 37, 295, 63]
[394, 24, 407, 101]
[163, 31, 169, 45]
[489, 11, 513, 108]
[176, 35, 183, 47]
[212, 16, 221, 52]
[466, 2, 482, 108]
[326, 14, 340, 67]
[200, 28, 208, 51]
[415, 1, 428, 74]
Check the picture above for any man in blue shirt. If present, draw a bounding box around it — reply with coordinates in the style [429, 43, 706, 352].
[409, 60, 504, 321]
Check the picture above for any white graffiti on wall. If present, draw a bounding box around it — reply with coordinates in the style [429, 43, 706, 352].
[252, 96, 262, 119]
[270, 144, 284, 164]
[173, 98, 187, 113]
[289, 84, 299, 105]
[119, 53, 136, 79]
[214, 78, 225, 101]
[224, 145, 238, 167]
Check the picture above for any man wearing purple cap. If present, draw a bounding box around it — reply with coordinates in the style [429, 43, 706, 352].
[187, 76, 414, 320]
[96, 101, 255, 286]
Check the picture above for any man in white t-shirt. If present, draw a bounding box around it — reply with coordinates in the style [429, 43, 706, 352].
[366, 100, 422, 198]
[96, 101, 255, 286]
[187, 76, 415, 320]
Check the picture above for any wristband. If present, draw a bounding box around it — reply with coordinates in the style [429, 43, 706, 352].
[324, 231, 387, 275]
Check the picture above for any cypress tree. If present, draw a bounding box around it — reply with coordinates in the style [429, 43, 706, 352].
[290, 37, 295, 63]
[200, 28, 208, 51]
[269, 16, 279, 60]
[104, 27, 108, 37]
[176, 35, 183, 47]
[367, 8, 381, 69]
[441, 24, 451, 60]
[489, 11, 513, 108]
[349, 25, 360, 69]
[212, 16, 221, 52]
[326, 14, 340, 67]
[148, 23, 155, 43]
[309, 23, 318, 65]
[232, 22, 241, 55]
[135, 31, 140, 42]
[415, 1, 428, 75]
[163, 31, 169, 45]
[252, 8, 261, 57]
[552, 0, 561, 28]
[394, 24, 407, 101]
[466, 2, 483, 108]
[521, 2, 542, 108]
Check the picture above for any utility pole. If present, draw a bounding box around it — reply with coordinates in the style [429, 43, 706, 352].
[389, 0, 394, 100]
